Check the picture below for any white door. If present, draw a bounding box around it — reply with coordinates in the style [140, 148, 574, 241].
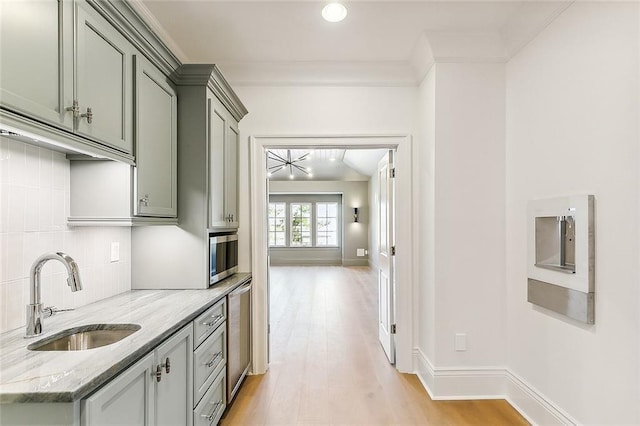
[378, 150, 395, 363]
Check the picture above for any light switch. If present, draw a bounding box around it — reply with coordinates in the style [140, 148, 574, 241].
[110, 242, 120, 263]
[455, 333, 467, 351]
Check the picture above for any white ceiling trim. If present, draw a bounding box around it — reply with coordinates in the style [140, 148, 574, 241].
[217, 61, 418, 87]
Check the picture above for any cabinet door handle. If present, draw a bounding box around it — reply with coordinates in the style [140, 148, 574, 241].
[161, 357, 171, 374]
[66, 100, 79, 118]
[202, 314, 224, 327]
[140, 194, 149, 207]
[80, 107, 93, 124]
[155, 364, 162, 382]
[205, 351, 223, 368]
[201, 399, 224, 423]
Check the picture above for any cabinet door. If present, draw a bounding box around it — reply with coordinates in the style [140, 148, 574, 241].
[208, 95, 227, 228]
[75, 2, 133, 153]
[155, 325, 193, 426]
[225, 120, 239, 228]
[134, 55, 177, 218]
[0, 0, 73, 130]
[81, 353, 155, 426]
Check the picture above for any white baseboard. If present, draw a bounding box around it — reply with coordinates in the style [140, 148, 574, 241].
[412, 348, 577, 425]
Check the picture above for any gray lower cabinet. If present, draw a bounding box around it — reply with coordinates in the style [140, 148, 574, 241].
[193, 298, 227, 425]
[133, 54, 178, 218]
[81, 352, 155, 425]
[81, 325, 193, 426]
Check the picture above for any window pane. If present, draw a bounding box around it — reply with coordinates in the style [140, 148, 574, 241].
[316, 202, 338, 246]
[291, 203, 311, 246]
[269, 202, 286, 246]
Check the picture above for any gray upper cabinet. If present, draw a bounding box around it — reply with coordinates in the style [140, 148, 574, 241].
[75, 2, 133, 153]
[209, 95, 239, 228]
[173, 64, 247, 231]
[0, 0, 74, 130]
[0, 0, 134, 155]
[134, 55, 178, 218]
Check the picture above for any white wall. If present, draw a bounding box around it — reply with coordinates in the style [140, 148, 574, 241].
[235, 85, 417, 272]
[413, 63, 506, 371]
[505, 2, 640, 423]
[0, 139, 131, 334]
[434, 62, 506, 367]
[415, 66, 437, 364]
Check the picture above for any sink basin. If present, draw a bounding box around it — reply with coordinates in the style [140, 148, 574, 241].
[28, 324, 141, 351]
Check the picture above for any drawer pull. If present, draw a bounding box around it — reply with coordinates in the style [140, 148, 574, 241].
[205, 351, 223, 368]
[202, 314, 224, 327]
[155, 364, 162, 382]
[201, 399, 224, 423]
[161, 357, 171, 374]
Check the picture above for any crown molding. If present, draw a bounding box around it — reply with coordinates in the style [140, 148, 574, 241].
[217, 61, 419, 87]
[88, 0, 182, 77]
[174, 64, 249, 121]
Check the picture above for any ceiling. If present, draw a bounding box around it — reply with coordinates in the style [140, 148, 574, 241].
[134, 0, 571, 85]
[267, 148, 387, 181]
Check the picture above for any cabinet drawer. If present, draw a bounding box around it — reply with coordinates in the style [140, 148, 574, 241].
[193, 370, 226, 426]
[194, 323, 226, 406]
[193, 298, 226, 349]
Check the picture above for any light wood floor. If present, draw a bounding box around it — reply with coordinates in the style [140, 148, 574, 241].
[221, 266, 528, 425]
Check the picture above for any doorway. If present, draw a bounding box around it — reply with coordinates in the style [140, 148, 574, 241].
[249, 135, 414, 374]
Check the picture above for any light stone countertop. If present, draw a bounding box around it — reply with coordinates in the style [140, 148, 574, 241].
[0, 273, 251, 404]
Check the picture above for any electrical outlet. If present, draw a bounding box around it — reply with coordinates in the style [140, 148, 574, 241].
[357, 248, 365, 257]
[455, 333, 467, 351]
[110, 242, 120, 263]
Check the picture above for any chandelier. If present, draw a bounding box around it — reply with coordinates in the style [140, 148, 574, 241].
[267, 150, 312, 179]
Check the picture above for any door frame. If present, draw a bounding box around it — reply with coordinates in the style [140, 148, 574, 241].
[249, 134, 415, 374]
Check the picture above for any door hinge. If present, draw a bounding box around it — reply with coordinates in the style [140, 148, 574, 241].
[390, 324, 397, 334]
[391, 246, 396, 256]
[390, 168, 396, 178]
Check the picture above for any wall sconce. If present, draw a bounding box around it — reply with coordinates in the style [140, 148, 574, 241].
[353, 208, 359, 223]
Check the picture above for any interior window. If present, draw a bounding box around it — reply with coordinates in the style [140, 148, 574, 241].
[268, 202, 286, 246]
[316, 202, 338, 246]
[290, 203, 312, 246]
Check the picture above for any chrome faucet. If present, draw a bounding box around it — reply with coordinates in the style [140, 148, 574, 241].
[25, 252, 83, 338]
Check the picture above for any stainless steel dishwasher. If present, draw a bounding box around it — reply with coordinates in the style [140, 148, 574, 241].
[227, 279, 251, 402]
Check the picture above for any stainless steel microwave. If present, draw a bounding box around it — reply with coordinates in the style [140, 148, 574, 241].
[209, 233, 238, 285]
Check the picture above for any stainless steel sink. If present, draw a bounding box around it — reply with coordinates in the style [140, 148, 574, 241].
[27, 324, 141, 351]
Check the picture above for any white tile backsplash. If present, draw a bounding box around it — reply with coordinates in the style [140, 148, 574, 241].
[0, 138, 131, 334]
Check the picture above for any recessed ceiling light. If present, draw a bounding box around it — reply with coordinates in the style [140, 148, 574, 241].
[322, 3, 347, 23]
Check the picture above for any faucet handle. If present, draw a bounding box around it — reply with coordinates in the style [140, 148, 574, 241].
[42, 306, 74, 318]
[42, 306, 57, 318]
